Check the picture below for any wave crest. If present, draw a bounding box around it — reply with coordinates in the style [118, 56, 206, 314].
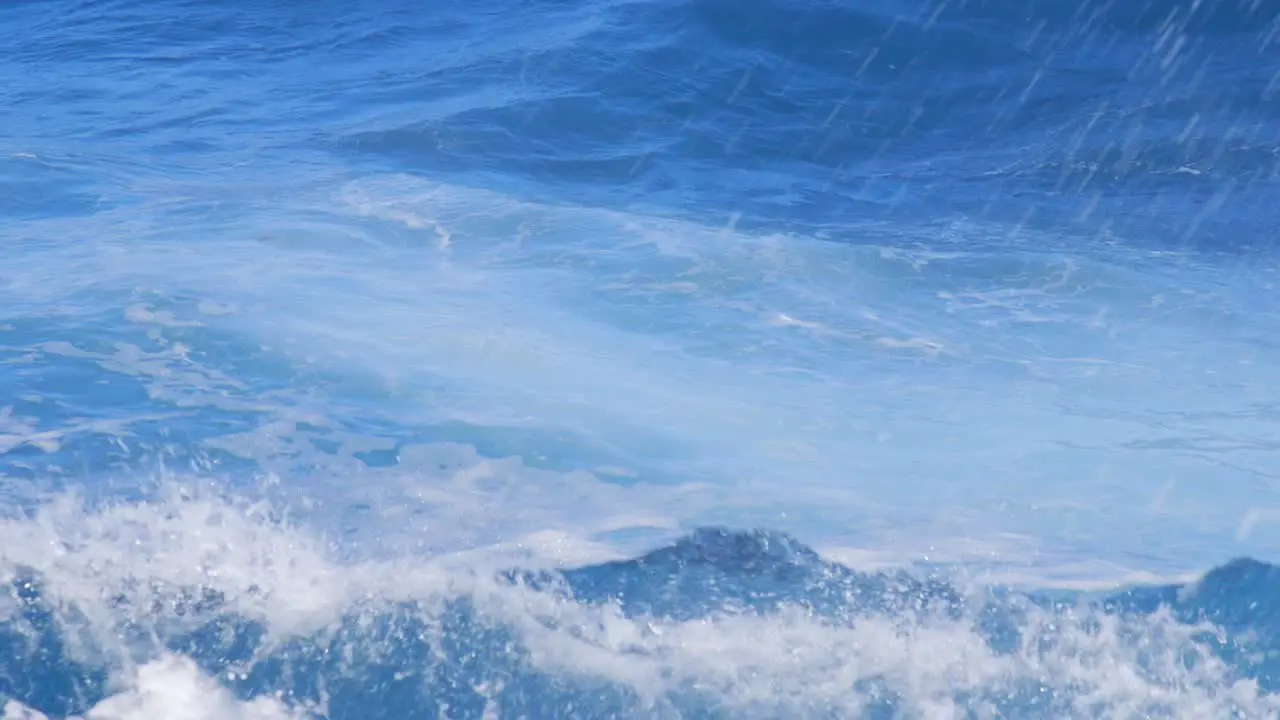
[2, 492, 1278, 718]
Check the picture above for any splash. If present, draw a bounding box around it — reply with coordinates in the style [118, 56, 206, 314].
[1, 490, 1278, 719]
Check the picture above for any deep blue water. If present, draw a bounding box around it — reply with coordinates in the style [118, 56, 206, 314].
[3, 0, 1280, 717]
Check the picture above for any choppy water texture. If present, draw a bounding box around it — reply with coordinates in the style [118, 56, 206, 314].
[3, 0, 1280, 717]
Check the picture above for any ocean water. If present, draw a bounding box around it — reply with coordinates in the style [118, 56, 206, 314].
[3, 0, 1280, 717]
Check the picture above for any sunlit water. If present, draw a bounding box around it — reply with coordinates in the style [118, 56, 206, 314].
[3, 0, 1280, 717]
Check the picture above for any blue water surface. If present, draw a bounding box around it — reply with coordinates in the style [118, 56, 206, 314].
[3, 0, 1280, 717]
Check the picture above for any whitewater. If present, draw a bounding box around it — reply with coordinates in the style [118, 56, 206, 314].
[3, 0, 1280, 717]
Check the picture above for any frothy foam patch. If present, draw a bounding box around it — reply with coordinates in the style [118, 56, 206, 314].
[526, 607, 1277, 718]
[0, 481, 676, 641]
[1, 491, 1277, 719]
[4, 655, 310, 720]
[327, 177, 1280, 559]
[4, 176, 1280, 570]
[0, 407, 62, 455]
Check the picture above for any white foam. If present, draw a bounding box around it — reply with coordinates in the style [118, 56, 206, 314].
[1, 491, 1276, 720]
[2, 701, 45, 720]
[521, 605, 1277, 718]
[4, 175, 1280, 573]
[0, 407, 62, 455]
[88, 656, 310, 720]
[322, 177, 1280, 567]
[4, 655, 311, 720]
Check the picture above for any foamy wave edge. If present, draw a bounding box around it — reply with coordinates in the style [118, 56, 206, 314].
[0, 488, 1275, 719]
